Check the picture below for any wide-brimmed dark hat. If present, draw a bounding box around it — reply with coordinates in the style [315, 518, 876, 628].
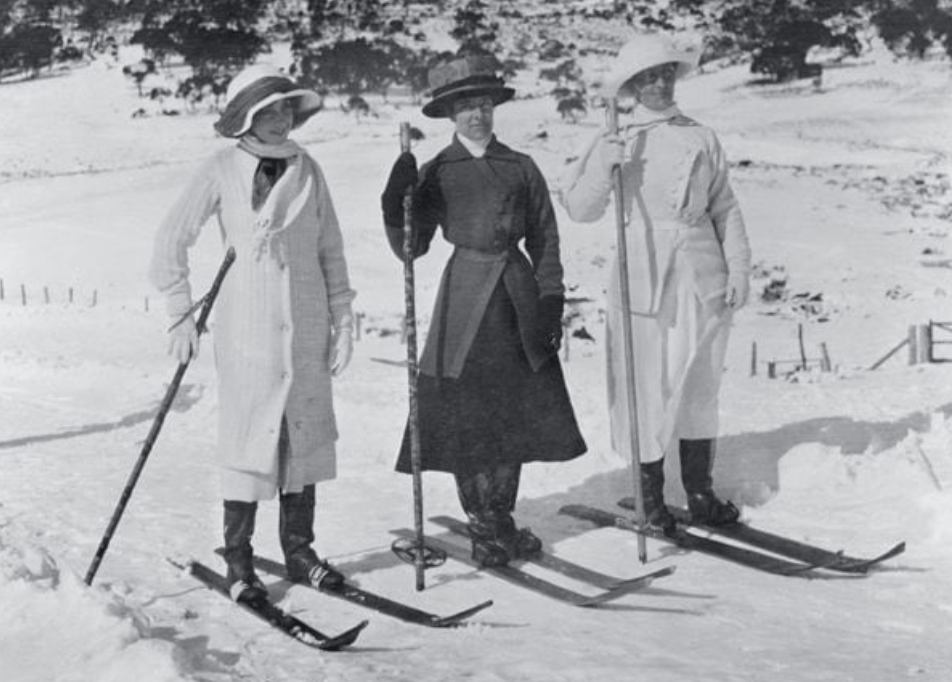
[422, 55, 515, 119]
[214, 64, 322, 138]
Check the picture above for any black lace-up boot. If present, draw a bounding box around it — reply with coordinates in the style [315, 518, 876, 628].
[490, 463, 542, 559]
[455, 470, 511, 567]
[680, 439, 740, 526]
[223, 500, 267, 604]
[280, 484, 344, 590]
[640, 459, 678, 536]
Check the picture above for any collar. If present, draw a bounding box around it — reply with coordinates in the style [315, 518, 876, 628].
[439, 135, 517, 163]
[455, 132, 491, 158]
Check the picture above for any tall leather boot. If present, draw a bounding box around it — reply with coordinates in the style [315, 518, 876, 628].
[680, 438, 739, 525]
[455, 470, 510, 567]
[279, 484, 344, 590]
[490, 463, 542, 559]
[640, 459, 677, 536]
[223, 500, 267, 604]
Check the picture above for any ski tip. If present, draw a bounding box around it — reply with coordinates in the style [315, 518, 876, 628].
[433, 599, 495, 627]
[318, 619, 369, 650]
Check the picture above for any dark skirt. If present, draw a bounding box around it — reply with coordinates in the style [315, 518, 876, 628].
[395, 283, 587, 475]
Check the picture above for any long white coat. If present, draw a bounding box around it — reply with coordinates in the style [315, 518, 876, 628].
[150, 145, 355, 500]
[562, 112, 751, 463]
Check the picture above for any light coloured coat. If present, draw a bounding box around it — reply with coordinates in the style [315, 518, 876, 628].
[150, 146, 355, 500]
[562, 114, 751, 463]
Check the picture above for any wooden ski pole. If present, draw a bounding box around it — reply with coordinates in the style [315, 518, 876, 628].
[84, 247, 236, 585]
[609, 99, 648, 563]
[400, 122, 427, 591]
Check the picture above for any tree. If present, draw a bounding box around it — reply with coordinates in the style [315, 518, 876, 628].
[289, 0, 446, 100]
[295, 36, 401, 96]
[0, 23, 63, 77]
[75, 0, 127, 51]
[540, 58, 587, 122]
[451, 0, 499, 56]
[129, 0, 272, 76]
[717, 0, 866, 81]
[871, 0, 952, 59]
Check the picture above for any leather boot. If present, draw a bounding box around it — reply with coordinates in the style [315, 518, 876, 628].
[223, 500, 267, 604]
[280, 484, 344, 590]
[490, 463, 542, 559]
[455, 471, 510, 567]
[640, 459, 678, 536]
[680, 438, 740, 526]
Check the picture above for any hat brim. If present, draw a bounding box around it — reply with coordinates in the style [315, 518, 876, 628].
[422, 85, 515, 119]
[601, 54, 697, 99]
[217, 88, 322, 138]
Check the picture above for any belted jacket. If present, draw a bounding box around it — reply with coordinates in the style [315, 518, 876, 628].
[386, 135, 565, 379]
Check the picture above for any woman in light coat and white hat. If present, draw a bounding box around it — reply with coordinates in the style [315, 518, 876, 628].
[562, 32, 752, 534]
[150, 64, 356, 603]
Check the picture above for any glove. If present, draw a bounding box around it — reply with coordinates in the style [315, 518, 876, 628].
[538, 295, 565, 352]
[168, 315, 199, 364]
[726, 271, 750, 310]
[594, 132, 625, 175]
[381, 152, 418, 229]
[330, 314, 354, 377]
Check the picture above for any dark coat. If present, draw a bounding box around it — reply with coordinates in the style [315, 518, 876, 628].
[385, 135, 586, 473]
[387, 136, 565, 379]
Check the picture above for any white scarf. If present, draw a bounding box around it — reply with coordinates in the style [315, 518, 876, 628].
[238, 137, 314, 262]
[623, 103, 684, 132]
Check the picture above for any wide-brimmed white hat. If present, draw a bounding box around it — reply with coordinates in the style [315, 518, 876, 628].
[214, 64, 322, 138]
[601, 32, 701, 98]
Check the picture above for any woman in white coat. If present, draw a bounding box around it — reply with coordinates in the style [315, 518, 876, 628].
[562, 33, 752, 534]
[150, 65, 356, 602]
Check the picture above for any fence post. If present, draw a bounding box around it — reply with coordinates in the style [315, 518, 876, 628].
[820, 342, 832, 372]
[908, 325, 918, 365]
[918, 323, 933, 364]
[750, 341, 758, 377]
[797, 323, 808, 370]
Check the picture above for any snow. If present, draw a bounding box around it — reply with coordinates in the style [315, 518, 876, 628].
[2, 45, 952, 682]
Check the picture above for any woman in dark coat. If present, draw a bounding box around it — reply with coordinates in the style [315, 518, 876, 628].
[381, 55, 587, 567]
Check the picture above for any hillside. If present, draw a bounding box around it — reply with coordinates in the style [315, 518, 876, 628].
[1, 40, 951, 682]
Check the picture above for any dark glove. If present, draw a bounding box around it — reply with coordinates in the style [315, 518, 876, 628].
[381, 152, 418, 229]
[538, 295, 565, 352]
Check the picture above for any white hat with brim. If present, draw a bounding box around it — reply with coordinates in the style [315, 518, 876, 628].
[215, 64, 322, 138]
[601, 33, 701, 99]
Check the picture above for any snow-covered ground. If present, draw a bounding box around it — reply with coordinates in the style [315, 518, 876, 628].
[1, 44, 951, 682]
